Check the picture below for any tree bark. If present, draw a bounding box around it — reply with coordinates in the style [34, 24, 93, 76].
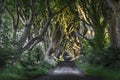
[107, 11, 118, 47]
[0, 0, 5, 30]
[116, 13, 120, 47]
[19, 25, 31, 47]
[0, 14, 2, 30]
[106, 0, 120, 48]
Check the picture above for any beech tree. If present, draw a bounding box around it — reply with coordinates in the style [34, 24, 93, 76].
[75, 0, 107, 50]
[1, 0, 119, 66]
[106, 0, 120, 48]
[0, 0, 78, 63]
[0, 0, 5, 30]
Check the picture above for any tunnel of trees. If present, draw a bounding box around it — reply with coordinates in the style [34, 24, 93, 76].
[0, 0, 120, 80]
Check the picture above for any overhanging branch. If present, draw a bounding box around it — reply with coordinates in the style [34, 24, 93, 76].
[23, 17, 51, 51]
[75, 30, 93, 42]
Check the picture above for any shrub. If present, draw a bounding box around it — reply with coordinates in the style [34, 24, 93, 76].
[0, 63, 26, 80]
[0, 26, 17, 68]
[20, 47, 44, 67]
[87, 47, 120, 68]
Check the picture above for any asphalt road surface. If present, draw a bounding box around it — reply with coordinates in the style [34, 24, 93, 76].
[32, 74, 104, 80]
[32, 61, 104, 80]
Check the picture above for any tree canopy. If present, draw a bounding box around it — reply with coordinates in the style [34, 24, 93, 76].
[0, 0, 120, 68]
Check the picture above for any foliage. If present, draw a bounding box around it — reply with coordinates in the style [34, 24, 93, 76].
[0, 63, 26, 80]
[77, 0, 107, 49]
[23, 60, 53, 79]
[0, 0, 120, 80]
[0, 61, 52, 80]
[20, 47, 44, 67]
[86, 47, 120, 68]
[24, 60, 53, 79]
[77, 63, 120, 80]
[0, 25, 16, 68]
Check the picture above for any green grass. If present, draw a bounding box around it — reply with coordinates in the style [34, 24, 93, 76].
[77, 63, 120, 80]
[0, 73, 26, 80]
[0, 63, 49, 80]
[25, 67, 48, 78]
[0, 67, 48, 80]
[0, 64, 26, 80]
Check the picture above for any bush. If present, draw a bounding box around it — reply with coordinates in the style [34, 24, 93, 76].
[76, 62, 120, 80]
[87, 47, 120, 68]
[0, 44, 14, 68]
[25, 66, 48, 78]
[0, 73, 25, 80]
[0, 61, 53, 80]
[20, 47, 44, 67]
[24, 61, 53, 79]
[0, 63, 26, 80]
[0, 26, 17, 68]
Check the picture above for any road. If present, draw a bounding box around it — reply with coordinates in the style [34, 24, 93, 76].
[32, 61, 104, 80]
[32, 74, 104, 80]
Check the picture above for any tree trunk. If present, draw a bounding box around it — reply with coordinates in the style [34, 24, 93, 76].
[0, 14, 2, 30]
[115, 13, 120, 47]
[19, 26, 31, 47]
[106, 0, 120, 48]
[108, 13, 118, 47]
[0, 0, 5, 30]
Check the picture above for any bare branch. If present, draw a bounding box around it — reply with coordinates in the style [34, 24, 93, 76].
[17, 1, 26, 23]
[0, 0, 5, 30]
[23, 17, 51, 50]
[19, 15, 25, 24]
[14, 0, 19, 31]
[5, 6, 14, 20]
[79, 18, 92, 26]
[75, 30, 92, 42]
[53, 5, 68, 16]
[46, 0, 52, 17]
[20, 0, 67, 53]
[0, 0, 5, 13]
[29, 40, 41, 50]
[15, 0, 19, 24]
[5, 6, 15, 27]
[38, 17, 51, 37]
[28, 0, 35, 24]
[18, 0, 35, 47]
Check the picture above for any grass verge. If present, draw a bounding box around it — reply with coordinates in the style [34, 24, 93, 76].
[77, 63, 120, 80]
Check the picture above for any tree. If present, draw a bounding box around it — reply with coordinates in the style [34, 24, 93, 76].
[106, 0, 120, 48]
[43, 0, 81, 61]
[2, 0, 72, 63]
[0, 0, 5, 30]
[76, 0, 107, 49]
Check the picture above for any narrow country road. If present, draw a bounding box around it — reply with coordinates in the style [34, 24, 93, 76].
[32, 74, 104, 80]
[32, 61, 104, 80]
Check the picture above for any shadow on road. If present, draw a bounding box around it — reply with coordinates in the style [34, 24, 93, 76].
[32, 74, 104, 80]
[32, 61, 104, 80]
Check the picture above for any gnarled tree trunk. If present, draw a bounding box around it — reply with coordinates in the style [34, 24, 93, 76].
[0, 0, 5, 30]
[106, 0, 120, 48]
